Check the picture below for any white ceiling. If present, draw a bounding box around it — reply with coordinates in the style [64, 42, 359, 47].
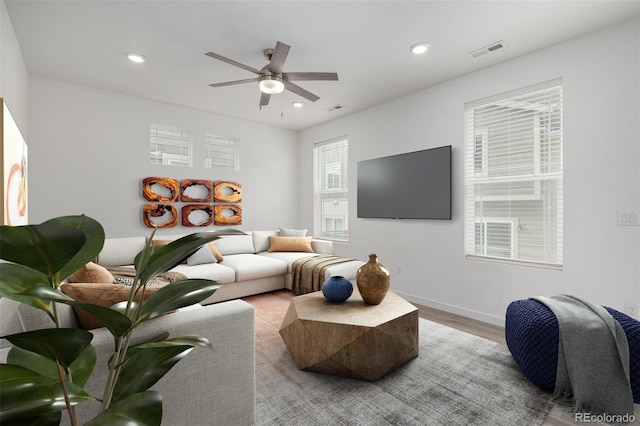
[6, 0, 640, 131]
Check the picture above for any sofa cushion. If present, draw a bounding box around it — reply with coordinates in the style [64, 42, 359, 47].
[220, 254, 287, 281]
[279, 227, 308, 237]
[170, 263, 236, 283]
[60, 282, 160, 329]
[68, 262, 116, 284]
[258, 252, 319, 273]
[216, 235, 255, 255]
[252, 230, 278, 253]
[268, 236, 313, 253]
[97, 236, 147, 267]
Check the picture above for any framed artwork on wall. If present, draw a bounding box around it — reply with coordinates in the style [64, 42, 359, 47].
[1, 99, 28, 226]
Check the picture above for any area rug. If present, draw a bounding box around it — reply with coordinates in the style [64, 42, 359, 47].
[247, 292, 554, 425]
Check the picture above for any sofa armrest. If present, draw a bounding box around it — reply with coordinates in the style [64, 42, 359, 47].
[11, 300, 255, 426]
[311, 238, 333, 255]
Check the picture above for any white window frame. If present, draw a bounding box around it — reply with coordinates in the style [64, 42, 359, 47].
[464, 79, 563, 268]
[150, 124, 191, 167]
[313, 137, 349, 242]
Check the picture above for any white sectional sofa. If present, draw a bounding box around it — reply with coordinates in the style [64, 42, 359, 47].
[96, 230, 364, 305]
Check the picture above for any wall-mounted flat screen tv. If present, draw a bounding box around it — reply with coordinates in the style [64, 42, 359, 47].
[357, 145, 451, 220]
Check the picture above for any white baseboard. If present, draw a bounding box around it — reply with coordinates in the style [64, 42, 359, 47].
[394, 290, 505, 327]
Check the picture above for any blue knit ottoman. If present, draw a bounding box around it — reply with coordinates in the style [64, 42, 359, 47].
[505, 299, 640, 403]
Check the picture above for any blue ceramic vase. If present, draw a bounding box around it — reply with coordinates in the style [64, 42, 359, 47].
[321, 276, 353, 303]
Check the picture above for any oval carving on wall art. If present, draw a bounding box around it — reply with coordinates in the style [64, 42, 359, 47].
[181, 179, 213, 202]
[143, 204, 178, 228]
[214, 204, 242, 226]
[142, 177, 179, 202]
[182, 204, 214, 227]
[213, 181, 242, 203]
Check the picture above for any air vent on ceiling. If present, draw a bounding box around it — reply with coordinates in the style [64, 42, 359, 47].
[326, 104, 344, 112]
[469, 41, 506, 58]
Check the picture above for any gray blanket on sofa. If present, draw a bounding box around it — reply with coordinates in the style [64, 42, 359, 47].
[532, 294, 634, 417]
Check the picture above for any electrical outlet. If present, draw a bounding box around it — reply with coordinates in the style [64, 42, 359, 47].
[625, 302, 638, 319]
[618, 210, 639, 226]
[396, 264, 403, 275]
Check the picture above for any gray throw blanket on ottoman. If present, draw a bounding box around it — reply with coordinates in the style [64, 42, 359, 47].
[533, 294, 634, 418]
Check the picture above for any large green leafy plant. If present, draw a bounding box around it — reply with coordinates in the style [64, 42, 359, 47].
[0, 215, 240, 425]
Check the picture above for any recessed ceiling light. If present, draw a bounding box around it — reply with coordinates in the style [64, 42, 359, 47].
[410, 42, 430, 55]
[292, 101, 304, 108]
[126, 52, 146, 63]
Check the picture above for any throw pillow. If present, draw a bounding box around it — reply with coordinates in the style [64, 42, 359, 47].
[60, 282, 160, 329]
[268, 236, 314, 253]
[279, 227, 308, 237]
[187, 245, 217, 266]
[67, 262, 116, 284]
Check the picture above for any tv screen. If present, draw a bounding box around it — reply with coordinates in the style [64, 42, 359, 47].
[357, 145, 451, 220]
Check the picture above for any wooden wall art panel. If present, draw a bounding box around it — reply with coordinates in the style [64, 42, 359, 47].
[181, 179, 213, 202]
[214, 204, 242, 226]
[213, 180, 242, 203]
[142, 177, 179, 202]
[143, 204, 178, 228]
[182, 204, 214, 227]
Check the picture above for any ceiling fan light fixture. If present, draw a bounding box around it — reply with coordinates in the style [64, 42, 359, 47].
[259, 75, 285, 94]
[410, 42, 430, 55]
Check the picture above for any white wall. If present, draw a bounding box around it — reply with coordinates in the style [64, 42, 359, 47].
[298, 19, 640, 324]
[27, 77, 300, 238]
[0, 0, 28, 134]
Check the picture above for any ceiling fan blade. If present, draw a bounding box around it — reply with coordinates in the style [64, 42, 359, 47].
[259, 92, 271, 107]
[267, 41, 290, 74]
[205, 52, 262, 75]
[209, 78, 259, 88]
[284, 72, 339, 81]
[284, 81, 320, 102]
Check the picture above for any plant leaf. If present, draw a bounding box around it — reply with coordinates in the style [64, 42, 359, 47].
[129, 335, 213, 352]
[19, 286, 133, 338]
[4, 329, 93, 368]
[0, 412, 61, 426]
[8, 344, 97, 388]
[45, 215, 105, 282]
[137, 280, 219, 322]
[0, 264, 53, 313]
[0, 222, 86, 280]
[112, 346, 192, 402]
[84, 391, 162, 426]
[136, 229, 244, 284]
[0, 364, 91, 421]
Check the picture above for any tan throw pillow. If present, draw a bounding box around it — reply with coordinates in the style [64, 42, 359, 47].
[60, 282, 159, 329]
[67, 262, 116, 284]
[268, 236, 314, 253]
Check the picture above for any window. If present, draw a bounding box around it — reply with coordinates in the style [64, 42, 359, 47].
[150, 124, 191, 167]
[205, 134, 239, 171]
[464, 80, 563, 267]
[313, 137, 348, 241]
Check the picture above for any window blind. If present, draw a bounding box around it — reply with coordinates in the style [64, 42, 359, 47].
[464, 80, 563, 268]
[150, 124, 191, 167]
[205, 134, 239, 171]
[313, 137, 349, 241]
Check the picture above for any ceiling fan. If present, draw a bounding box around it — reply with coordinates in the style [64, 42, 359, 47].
[206, 41, 338, 108]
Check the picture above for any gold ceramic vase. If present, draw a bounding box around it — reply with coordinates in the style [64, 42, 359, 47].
[356, 253, 390, 305]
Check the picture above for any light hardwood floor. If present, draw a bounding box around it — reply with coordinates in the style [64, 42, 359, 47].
[244, 290, 639, 426]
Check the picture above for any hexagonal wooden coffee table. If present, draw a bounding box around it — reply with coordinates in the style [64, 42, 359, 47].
[279, 288, 418, 381]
